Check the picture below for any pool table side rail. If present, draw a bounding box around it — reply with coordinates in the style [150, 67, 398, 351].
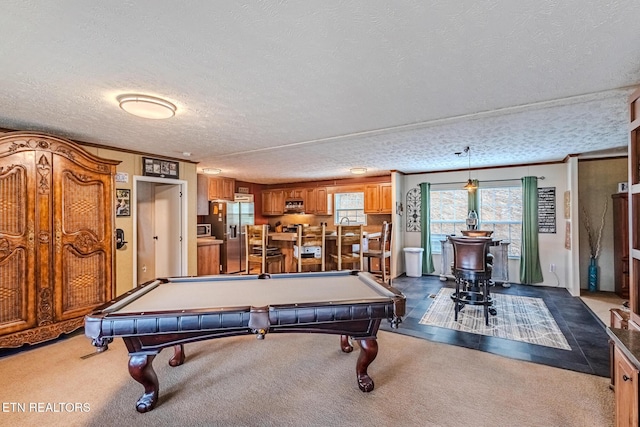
[85, 300, 400, 351]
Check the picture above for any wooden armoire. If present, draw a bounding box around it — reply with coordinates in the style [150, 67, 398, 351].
[0, 132, 120, 347]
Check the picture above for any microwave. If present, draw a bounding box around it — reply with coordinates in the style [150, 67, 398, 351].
[196, 224, 212, 237]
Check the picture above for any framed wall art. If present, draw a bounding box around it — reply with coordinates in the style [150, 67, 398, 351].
[142, 157, 179, 179]
[116, 189, 131, 217]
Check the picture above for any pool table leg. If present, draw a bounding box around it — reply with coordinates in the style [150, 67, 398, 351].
[169, 344, 185, 366]
[355, 338, 378, 392]
[128, 353, 159, 413]
[340, 334, 353, 353]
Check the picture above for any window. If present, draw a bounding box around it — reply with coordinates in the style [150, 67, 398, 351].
[478, 186, 522, 257]
[430, 189, 468, 253]
[334, 192, 366, 225]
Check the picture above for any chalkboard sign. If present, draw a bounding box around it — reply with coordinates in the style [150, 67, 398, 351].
[538, 187, 556, 233]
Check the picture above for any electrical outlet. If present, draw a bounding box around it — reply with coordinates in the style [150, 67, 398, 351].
[549, 263, 556, 273]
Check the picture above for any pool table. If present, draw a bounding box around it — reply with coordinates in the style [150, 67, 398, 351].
[84, 270, 405, 412]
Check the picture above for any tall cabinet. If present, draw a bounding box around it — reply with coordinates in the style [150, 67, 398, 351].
[628, 87, 640, 331]
[612, 193, 630, 298]
[0, 132, 119, 347]
[609, 88, 640, 427]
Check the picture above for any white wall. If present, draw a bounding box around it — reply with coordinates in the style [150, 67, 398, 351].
[399, 163, 573, 290]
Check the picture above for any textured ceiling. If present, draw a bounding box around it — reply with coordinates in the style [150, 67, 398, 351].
[0, 1, 638, 184]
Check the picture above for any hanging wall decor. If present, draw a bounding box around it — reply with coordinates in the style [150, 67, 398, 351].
[406, 187, 421, 232]
[142, 157, 179, 179]
[537, 187, 556, 233]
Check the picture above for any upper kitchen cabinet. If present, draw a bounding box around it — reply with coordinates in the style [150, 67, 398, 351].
[262, 189, 284, 215]
[210, 177, 235, 201]
[197, 174, 210, 215]
[197, 174, 235, 208]
[364, 183, 392, 214]
[305, 187, 331, 215]
[285, 188, 305, 200]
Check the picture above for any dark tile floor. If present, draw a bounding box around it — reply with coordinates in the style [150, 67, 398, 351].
[380, 274, 611, 377]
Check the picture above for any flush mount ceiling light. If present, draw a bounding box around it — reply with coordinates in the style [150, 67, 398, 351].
[350, 167, 367, 175]
[203, 168, 221, 175]
[117, 94, 176, 119]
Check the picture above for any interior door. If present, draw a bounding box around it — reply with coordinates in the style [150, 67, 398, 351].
[136, 181, 155, 284]
[154, 184, 182, 278]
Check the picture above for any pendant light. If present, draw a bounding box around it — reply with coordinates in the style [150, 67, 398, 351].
[460, 146, 477, 192]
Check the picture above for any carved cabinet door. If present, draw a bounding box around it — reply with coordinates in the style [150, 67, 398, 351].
[50, 151, 115, 321]
[0, 151, 37, 336]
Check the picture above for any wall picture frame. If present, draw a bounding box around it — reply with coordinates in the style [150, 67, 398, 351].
[116, 188, 131, 217]
[142, 157, 179, 179]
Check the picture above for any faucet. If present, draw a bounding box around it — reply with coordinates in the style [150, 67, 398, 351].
[339, 217, 350, 225]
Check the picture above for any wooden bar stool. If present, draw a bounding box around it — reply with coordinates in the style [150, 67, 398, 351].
[293, 225, 326, 272]
[245, 225, 285, 274]
[363, 221, 392, 284]
[330, 225, 363, 271]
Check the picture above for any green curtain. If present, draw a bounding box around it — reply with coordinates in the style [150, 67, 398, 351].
[520, 176, 544, 284]
[419, 182, 435, 274]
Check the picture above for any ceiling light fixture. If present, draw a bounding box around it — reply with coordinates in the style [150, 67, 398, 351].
[457, 146, 477, 192]
[350, 167, 367, 175]
[117, 94, 177, 119]
[203, 168, 221, 175]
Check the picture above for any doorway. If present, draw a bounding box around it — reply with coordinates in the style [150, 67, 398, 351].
[133, 176, 188, 286]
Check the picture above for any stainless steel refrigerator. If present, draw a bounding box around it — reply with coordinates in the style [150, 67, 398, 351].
[207, 201, 255, 273]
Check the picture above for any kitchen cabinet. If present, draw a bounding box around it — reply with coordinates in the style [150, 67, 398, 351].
[627, 88, 640, 332]
[197, 174, 210, 215]
[209, 177, 235, 201]
[198, 174, 235, 203]
[197, 239, 221, 275]
[262, 189, 284, 215]
[612, 193, 629, 298]
[304, 187, 331, 215]
[612, 88, 640, 427]
[0, 132, 119, 347]
[285, 188, 305, 200]
[614, 344, 639, 427]
[364, 183, 392, 214]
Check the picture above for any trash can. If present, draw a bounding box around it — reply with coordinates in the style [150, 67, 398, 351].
[403, 247, 424, 277]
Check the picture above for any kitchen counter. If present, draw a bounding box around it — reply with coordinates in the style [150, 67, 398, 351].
[608, 327, 640, 368]
[268, 231, 377, 241]
[268, 230, 378, 273]
[269, 232, 341, 242]
[197, 237, 224, 246]
[197, 238, 222, 275]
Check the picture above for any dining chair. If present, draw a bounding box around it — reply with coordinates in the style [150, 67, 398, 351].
[330, 225, 364, 271]
[245, 225, 285, 274]
[448, 236, 495, 325]
[293, 225, 326, 272]
[363, 221, 392, 284]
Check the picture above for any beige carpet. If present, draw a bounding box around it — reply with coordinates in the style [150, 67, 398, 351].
[420, 288, 571, 350]
[0, 331, 614, 427]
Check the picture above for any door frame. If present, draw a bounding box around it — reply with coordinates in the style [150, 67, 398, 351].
[132, 175, 188, 287]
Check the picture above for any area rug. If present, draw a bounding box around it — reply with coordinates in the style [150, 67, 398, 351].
[419, 288, 571, 350]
